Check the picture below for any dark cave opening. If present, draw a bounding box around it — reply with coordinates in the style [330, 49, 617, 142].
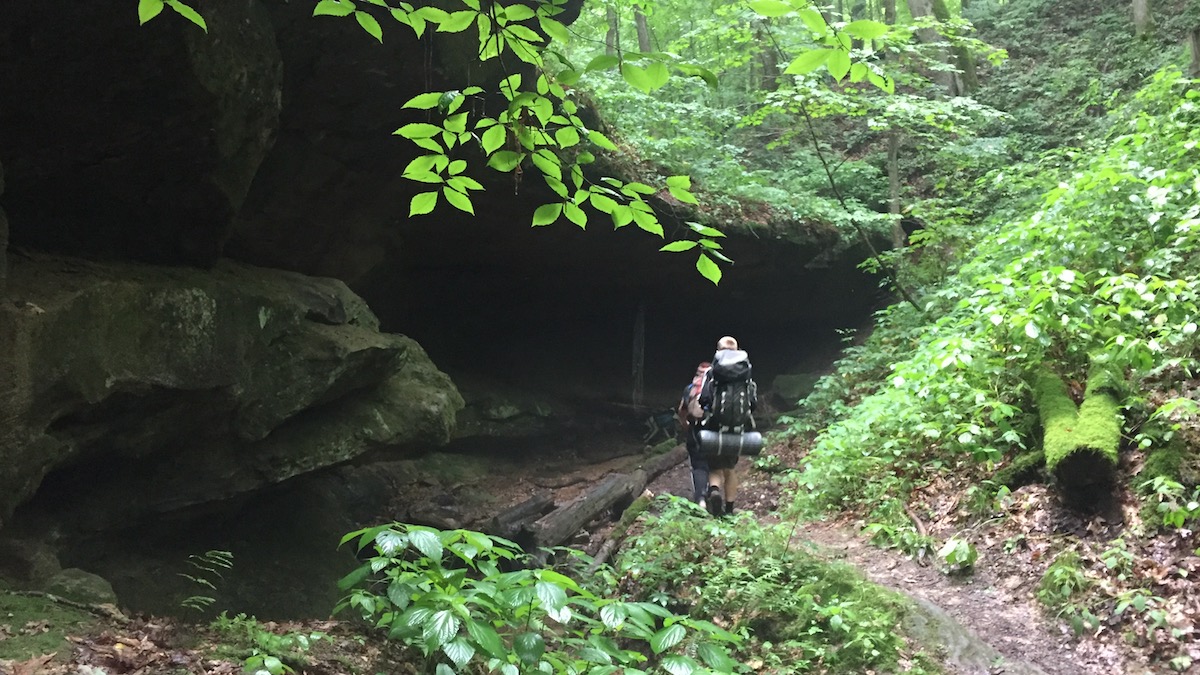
[360, 214, 886, 413]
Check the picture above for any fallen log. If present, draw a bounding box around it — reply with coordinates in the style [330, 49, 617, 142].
[524, 446, 687, 551]
[586, 491, 653, 575]
[1036, 366, 1121, 502]
[485, 492, 555, 539]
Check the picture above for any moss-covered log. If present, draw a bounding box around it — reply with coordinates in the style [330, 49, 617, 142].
[1036, 366, 1121, 499]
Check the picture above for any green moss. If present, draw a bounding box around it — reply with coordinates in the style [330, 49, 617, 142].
[0, 592, 100, 661]
[994, 449, 1046, 488]
[1035, 370, 1082, 472]
[1036, 368, 1120, 474]
[1142, 435, 1186, 486]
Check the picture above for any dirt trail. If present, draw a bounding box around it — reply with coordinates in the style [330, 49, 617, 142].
[641, 454, 1131, 675]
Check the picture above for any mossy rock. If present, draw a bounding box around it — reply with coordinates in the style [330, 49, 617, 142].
[0, 591, 100, 661]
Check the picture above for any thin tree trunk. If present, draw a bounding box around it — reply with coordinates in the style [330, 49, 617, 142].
[884, 0, 896, 25]
[888, 132, 902, 247]
[632, 300, 645, 406]
[755, 22, 780, 91]
[634, 7, 651, 52]
[605, 5, 618, 55]
[1191, 27, 1200, 78]
[1133, 0, 1153, 36]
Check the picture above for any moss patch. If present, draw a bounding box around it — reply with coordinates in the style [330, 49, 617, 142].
[994, 449, 1046, 488]
[1036, 369, 1120, 475]
[0, 591, 100, 661]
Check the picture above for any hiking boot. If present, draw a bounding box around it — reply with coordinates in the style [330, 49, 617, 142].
[706, 486, 724, 517]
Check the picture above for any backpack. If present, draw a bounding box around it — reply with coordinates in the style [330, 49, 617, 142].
[704, 350, 756, 432]
[683, 369, 708, 420]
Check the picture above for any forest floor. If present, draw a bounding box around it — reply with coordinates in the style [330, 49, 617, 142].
[2, 427, 1194, 674]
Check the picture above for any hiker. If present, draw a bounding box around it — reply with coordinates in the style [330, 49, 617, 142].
[698, 336, 757, 516]
[677, 361, 712, 505]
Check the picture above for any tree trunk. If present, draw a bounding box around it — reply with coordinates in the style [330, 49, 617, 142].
[1036, 367, 1121, 502]
[1189, 26, 1200, 77]
[888, 132, 903, 248]
[1133, 0, 1153, 36]
[525, 447, 686, 551]
[632, 300, 645, 406]
[884, 0, 896, 25]
[908, 0, 956, 94]
[755, 22, 780, 91]
[486, 492, 556, 539]
[634, 6, 651, 52]
[932, 0, 976, 93]
[605, 5, 619, 55]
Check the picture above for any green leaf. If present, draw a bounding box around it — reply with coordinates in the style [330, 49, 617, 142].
[665, 175, 690, 189]
[844, 19, 889, 40]
[687, 221, 725, 237]
[531, 150, 562, 181]
[443, 637, 475, 668]
[138, 0, 165, 24]
[696, 644, 736, 671]
[867, 69, 894, 93]
[797, 7, 828, 34]
[535, 581, 567, 611]
[444, 113, 468, 133]
[611, 205, 633, 228]
[588, 130, 618, 151]
[514, 632, 545, 665]
[660, 241, 698, 252]
[675, 63, 718, 88]
[697, 253, 722, 285]
[402, 92, 444, 109]
[784, 48, 831, 75]
[540, 17, 570, 44]
[448, 176, 484, 192]
[503, 4, 536, 21]
[632, 210, 663, 236]
[747, 0, 793, 17]
[563, 202, 587, 228]
[645, 61, 670, 90]
[650, 624, 686, 654]
[660, 654, 697, 675]
[480, 125, 507, 154]
[827, 49, 851, 80]
[443, 187, 475, 214]
[668, 187, 699, 204]
[466, 619, 507, 658]
[355, 10, 383, 41]
[590, 192, 618, 214]
[532, 203, 562, 226]
[425, 609, 461, 645]
[585, 54, 621, 71]
[396, 123, 442, 139]
[554, 127, 580, 148]
[487, 151, 523, 172]
[438, 10, 476, 32]
[313, 0, 355, 17]
[620, 63, 653, 93]
[409, 191, 438, 216]
[165, 0, 207, 30]
[337, 563, 371, 590]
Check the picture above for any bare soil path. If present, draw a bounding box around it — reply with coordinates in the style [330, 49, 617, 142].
[640, 452, 1134, 675]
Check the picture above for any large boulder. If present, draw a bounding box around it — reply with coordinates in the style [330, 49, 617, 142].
[0, 253, 463, 530]
[0, 0, 282, 266]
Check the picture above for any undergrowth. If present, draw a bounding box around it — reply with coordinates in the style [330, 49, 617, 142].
[615, 497, 939, 674]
